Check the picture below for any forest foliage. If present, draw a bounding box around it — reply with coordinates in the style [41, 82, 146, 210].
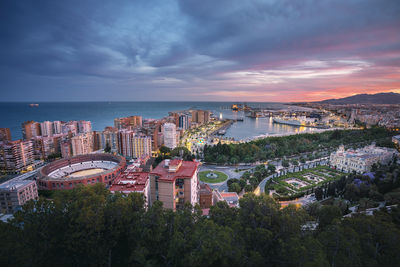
[1, 181, 400, 267]
[204, 128, 395, 164]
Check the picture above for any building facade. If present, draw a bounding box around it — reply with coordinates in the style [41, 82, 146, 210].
[0, 140, 34, 173]
[0, 128, 11, 142]
[191, 110, 210, 125]
[71, 133, 93, 156]
[114, 116, 142, 130]
[22, 121, 41, 140]
[110, 164, 150, 207]
[117, 130, 152, 159]
[40, 121, 53, 137]
[97, 127, 119, 151]
[330, 144, 398, 173]
[0, 179, 38, 214]
[199, 183, 213, 209]
[149, 159, 200, 211]
[163, 123, 177, 149]
[178, 115, 189, 130]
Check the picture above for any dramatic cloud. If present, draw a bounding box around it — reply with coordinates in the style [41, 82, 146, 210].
[0, 0, 399, 101]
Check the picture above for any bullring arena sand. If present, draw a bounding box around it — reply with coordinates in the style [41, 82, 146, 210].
[68, 168, 105, 178]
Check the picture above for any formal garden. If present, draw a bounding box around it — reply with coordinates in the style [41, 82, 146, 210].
[265, 165, 344, 198]
[199, 170, 228, 183]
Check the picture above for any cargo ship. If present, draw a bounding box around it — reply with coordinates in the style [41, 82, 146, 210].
[273, 118, 302, 126]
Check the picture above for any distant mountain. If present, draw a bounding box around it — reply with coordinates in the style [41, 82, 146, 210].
[317, 92, 400, 104]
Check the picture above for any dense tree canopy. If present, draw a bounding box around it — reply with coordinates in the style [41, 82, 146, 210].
[204, 128, 395, 164]
[1, 183, 400, 266]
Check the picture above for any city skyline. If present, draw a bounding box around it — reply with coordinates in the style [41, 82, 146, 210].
[1, 0, 400, 102]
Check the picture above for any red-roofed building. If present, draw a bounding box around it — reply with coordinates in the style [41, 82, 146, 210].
[110, 165, 150, 207]
[149, 159, 200, 211]
[199, 184, 213, 209]
[213, 190, 239, 208]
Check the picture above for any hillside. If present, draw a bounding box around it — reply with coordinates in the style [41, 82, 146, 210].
[318, 92, 400, 104]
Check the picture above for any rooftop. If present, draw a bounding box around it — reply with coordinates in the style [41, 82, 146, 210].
[220, 192, 239, 207]
[150, 160, 200, 182]
[110, 166, 149, 193]
[199, 183, 212, 195]
[0, 179, 35, 191]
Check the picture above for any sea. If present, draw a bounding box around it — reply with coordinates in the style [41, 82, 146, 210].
[0, 102, 318, 141]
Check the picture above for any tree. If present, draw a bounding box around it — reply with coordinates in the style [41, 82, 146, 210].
[241, 171, 251, 180]
[267, 164, 276, 173]
[170, 146, 193, 160]
[282, 160, 290, 168]
[317, 205, 342, 230]
[47, 152, 62, 160]
[229, 183, 242, 193]
[159, 145, 171, 155]
[315, 187, 323, 201]
[244, 184, 254, 192]
[104, 142, 111, 153]
[239, 179, 247, 189]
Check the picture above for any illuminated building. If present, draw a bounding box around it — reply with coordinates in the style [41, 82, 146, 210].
[163, 123, 176, 149]
[150, 159, 200, 211]
[0, 140, 34, 173]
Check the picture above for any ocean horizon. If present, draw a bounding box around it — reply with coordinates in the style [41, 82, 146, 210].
[0, 101, 315, 140]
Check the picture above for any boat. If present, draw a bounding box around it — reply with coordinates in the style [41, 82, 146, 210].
[29, 103, 39, 107]
[273, 118, 302, 126]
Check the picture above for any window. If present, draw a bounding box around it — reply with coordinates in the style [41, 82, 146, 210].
[155, 176, 159, 200]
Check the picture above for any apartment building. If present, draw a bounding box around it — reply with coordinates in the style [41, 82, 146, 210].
[149, 159, 200, 211]
[0, 140, 34, 173]
[0, 179, 38, 213]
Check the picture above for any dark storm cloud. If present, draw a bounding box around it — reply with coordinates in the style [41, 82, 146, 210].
[0, 0, 399, 101]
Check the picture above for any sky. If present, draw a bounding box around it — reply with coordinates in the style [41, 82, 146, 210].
[0, 0, 400, 102]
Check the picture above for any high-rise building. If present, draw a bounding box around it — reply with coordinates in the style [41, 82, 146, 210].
[60, 140, 72, 158]
[62, 121, 78, 135]
[53, 121, 62, 135]
[97, 127, 119, 151]
[117, 130, 152, 159]
[143, 119, 162, 150]
[149, 159, 200, 211]
[0, 140, 34, 173]
[163, 123, 177, 149]
[0, 128, 11, 142]
[78, 120, 92, 134]
[40, 121, 53, 137]
[191, 110, 210, 125]
[71, 133, 93, 156]
[22, 121, 41, 140]
[32, 136, 56, 160]
[114, 116, 142, 130]
[178, 115, 189, 130]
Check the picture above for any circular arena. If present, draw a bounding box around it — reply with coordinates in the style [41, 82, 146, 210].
[37, 154, 126, 190]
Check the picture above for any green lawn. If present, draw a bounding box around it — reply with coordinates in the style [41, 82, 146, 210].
[266, 165, 344, 195]
[199, 170, 228, 183]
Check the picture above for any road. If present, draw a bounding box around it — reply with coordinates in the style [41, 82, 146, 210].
[199, 164, 251, 192]
[257, 173, 275, 194]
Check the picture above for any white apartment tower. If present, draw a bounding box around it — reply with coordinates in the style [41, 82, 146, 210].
[163, 123, 177, 149]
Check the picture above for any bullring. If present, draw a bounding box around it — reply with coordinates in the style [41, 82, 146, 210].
[37, 154, 126, 190]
